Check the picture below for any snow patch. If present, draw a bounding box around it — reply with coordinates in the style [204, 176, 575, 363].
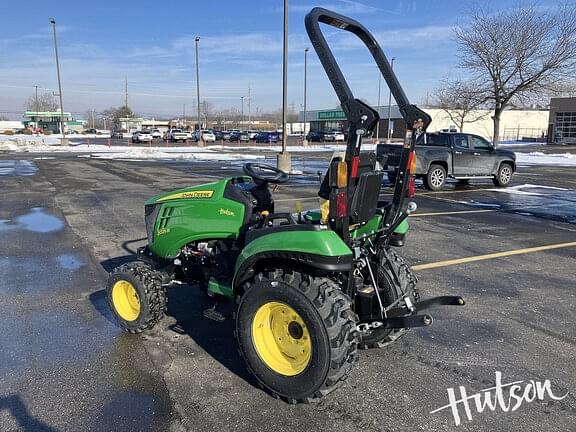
[515, 152, 576, 166]
[499, 140, 545, 146]
[87, 147, 264, 161]
[486, 184, 569, 196]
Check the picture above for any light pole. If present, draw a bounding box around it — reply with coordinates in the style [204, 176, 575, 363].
[32, 85, 40, 128]
[33, 85, 39, 112]
[277, 0, 291, 171]
[303, 47, 309, 145]
[386, 57, 396, 143]
[240, 96, 245, 129]
[49, 17, 67, 144]
[195, 36, 202, 143]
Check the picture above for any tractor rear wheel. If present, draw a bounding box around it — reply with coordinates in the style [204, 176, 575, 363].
[235, 269, 359, 403]
[358, 248, 419, 349]
[106, 261, 166, 333]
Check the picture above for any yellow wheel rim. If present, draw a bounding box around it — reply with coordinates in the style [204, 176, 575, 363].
[112, 280, 141, 321]
[251, 301, 312, 376]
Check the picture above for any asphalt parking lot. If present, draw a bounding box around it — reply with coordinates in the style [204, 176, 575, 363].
[1, 146, 575, 432]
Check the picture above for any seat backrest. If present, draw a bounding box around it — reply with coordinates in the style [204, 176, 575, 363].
[350, 171, 383, 225]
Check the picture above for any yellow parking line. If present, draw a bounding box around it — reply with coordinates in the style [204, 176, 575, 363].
[410, 209, 496, 217]
[413, 241, 576, 271]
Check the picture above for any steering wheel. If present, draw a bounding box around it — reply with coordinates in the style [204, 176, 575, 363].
[243, 163, 288, 184]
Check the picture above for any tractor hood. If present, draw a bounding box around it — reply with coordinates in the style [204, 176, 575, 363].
[145, 180, 225, 205]
[144, 178, 247, 258]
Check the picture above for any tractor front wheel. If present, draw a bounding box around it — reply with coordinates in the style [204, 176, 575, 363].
[359, 248, 419, 349]
[235, 269, 359, 403]
[106, 261, 166, 333]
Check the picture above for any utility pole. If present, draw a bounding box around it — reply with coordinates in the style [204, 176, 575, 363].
[195, 37, 202, 139]
[303, 47, 309, 145]
[247, 84, 251, 128]
[183, 103, 186, 126]
[32, 85, 40, 128]
[278, 0, 291, 171]
[49, 17, 67, 144]
[240, 96, 245, 129]
[124, 77, 128, 108]
[386, 57, 395, 143]
[33, 85, 39, 112]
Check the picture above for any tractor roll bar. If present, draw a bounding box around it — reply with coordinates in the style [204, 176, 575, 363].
[305, 7, 432, 243]
[305, 7, 424, 127]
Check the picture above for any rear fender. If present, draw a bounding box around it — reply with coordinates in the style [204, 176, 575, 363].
[232, 229, 352, 292]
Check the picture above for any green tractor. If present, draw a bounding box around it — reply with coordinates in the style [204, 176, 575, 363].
[106, 7, 465, 403]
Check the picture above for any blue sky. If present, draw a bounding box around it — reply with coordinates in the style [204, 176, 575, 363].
[0, 0, 554, 119]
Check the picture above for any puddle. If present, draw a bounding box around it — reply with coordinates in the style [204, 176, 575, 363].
[450, 184, 576, 224]
[15, 208, 64, 233]
[0, 219, 16, 232]
[56, 253, 85, 270]
[454, 200, 502, 209]
[0, 160, 38, 176]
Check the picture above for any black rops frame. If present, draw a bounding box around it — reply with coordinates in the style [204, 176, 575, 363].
[305, 7, 432, 242]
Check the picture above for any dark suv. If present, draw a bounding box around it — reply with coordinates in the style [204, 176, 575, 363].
[255, 132, 279, 143]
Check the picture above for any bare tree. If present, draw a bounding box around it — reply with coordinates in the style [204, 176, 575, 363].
[201, 100, 215, 121]
[432, 79, 489, 132]
[24, 92, 59, 112]
[100, 105, 135, 130]
[454, 3, 576, 145]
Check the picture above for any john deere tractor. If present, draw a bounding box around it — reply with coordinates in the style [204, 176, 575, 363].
[107, 7, 464, 403]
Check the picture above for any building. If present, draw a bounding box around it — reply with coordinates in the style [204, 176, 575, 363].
[300, 106, 549, 142]
[23, 111, 84, 133]
[118, 117, 145, 132]
[548, 97, 576, 144]
[300, 106, 403, 139]
[0, 121, 24, 133]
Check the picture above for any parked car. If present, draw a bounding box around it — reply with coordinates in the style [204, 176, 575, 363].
[111, 130, 124, 139]
[168, 129, 188, 142]
[255, 131, 279, 143]
[213, 130, 224, 141]
[131, 130, 153, 143]
[240, 132, 250, 142]
[306, 131, 325, 142]
[323, 130, 345, 142]
[222, 131, 232, 141]
[195, 130, 216, 142]
[228, 131, 242, 142]
[151, 129, 162, 139]
[248, 130, 260, 140]
[82, 128, 104, 135]
[376, 132, 516, 191]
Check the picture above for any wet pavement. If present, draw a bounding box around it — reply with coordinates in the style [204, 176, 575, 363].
[0, 167, 176, 431]
[0, 150, 575, 431]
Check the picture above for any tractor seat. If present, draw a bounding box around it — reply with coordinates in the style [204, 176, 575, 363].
[228, 177, 275, 216]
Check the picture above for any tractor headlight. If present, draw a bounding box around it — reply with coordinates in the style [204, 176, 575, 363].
[144, 204, 160, 243]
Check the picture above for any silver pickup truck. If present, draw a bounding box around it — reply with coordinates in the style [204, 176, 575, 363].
[377, 132, 516, 191]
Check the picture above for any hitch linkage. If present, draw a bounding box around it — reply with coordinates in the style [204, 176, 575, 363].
[357, 295, 465, 332]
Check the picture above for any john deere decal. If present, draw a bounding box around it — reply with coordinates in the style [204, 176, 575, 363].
[158, 191, 214, 201]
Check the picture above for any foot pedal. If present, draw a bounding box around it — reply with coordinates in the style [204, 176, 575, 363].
[203, 306, 227, 322]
